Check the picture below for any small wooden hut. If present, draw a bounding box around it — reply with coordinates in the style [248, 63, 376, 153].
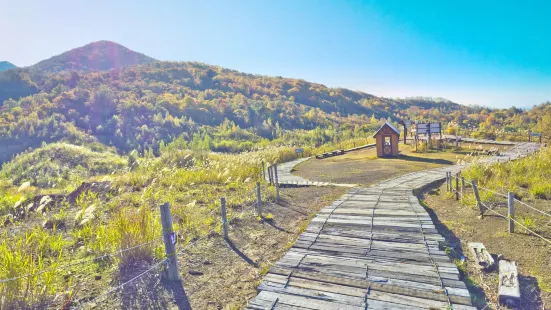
[373, 122, 400, 157]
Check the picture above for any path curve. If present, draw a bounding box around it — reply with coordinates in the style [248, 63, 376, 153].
[271, 158, 358, 188]
[249, 142, 540, 309]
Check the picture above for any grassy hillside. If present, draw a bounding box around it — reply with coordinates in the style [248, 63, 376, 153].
[3, 41, 550, 166]
[464, 147, 551, 200]
[0, 140, 308, 308]
[1, 143, 126, 188]
[0, 53, 467, 163]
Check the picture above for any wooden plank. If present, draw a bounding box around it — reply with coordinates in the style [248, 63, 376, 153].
[468, 242, 495, 271]
[498, 260, 520, 307]
[255, 290, 364, 310]
[267, 266, 472, 305]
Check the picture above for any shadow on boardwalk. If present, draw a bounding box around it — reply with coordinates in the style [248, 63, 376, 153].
[397, 154, 454, 165]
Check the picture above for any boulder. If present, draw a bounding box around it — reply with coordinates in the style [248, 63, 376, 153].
[36, 196, 53, 213]
[42, 218, 64, 230]
[25, 203, 35, 213]
[18, 182, 31, 192]
[42, 219, 55, 229]
[13, 197, 25, 209]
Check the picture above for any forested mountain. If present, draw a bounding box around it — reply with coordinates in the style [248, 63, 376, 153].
[0, 41, 547, 164]
[0, 61, 16, 72]
[29, 40, 157, 73]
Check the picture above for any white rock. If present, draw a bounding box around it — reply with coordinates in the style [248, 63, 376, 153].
[18, 182, 31, 192]
[78, 204, 96, 226]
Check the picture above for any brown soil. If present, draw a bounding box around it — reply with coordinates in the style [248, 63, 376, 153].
[95, 185, 348, 309]
[421, 183, 551, 309]
[293, 144, 471, 186]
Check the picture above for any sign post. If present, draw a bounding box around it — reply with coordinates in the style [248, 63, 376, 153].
[295, 148, 304, 158]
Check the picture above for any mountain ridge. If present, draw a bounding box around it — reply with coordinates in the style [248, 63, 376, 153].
[28, 40, 157, 73]
[0, 40, 498, 165]
[0, 61, 17, 72]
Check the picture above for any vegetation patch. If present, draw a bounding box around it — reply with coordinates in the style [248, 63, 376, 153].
[1, 143, 126, 189]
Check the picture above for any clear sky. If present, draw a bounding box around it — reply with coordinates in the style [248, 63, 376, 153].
[1, 0, 550, 108]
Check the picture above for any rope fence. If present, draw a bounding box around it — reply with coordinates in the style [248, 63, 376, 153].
[444, 171, 551, 246]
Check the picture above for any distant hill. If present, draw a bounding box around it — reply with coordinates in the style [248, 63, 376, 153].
[0, 61, 17, 72]
[29, 40, 156, 72]
[0, 41, 157, 103]
[0, 40, 484, 164]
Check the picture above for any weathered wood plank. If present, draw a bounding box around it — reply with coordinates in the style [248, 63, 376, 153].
[267, 266, 472, 305]
[468, 242, 495, 271]
[499, 260, 520, 307]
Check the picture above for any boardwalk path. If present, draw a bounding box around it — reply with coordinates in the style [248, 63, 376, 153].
[249, 142, 539, 309]
[271, 158, 357, 188]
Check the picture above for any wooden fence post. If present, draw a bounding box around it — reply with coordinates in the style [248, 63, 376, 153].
[256, 182, 262, 214]
[445, 172, 449, 192]
[220, 197, 229, 239]
[273, 163, 280, 203]
[449, 172, 452, 192]
[455, 173, 459, 200]
[461, 176, 465, 202]
[508, 192, 515, 233]
[268, 164, 273, 185]
[160, 202, 180, 281]
[261, 161, 266, 181]
[471, 180, 484, 216]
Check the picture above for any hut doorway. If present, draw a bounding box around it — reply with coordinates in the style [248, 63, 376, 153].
[383, 136, 392, 156]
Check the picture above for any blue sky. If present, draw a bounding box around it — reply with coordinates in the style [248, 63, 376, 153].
[1, 0, 550, 108]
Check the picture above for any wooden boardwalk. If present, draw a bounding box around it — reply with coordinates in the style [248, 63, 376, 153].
[249, 142, 540, 309]
[271, 158, 358, 188]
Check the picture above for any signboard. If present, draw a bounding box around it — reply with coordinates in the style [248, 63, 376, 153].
[416, 123, 429, 134]
[416, 123, 441, 135]
[430, 123, 441, 133]
[531, 132, 542, 137]
[295, 148, 304, 153]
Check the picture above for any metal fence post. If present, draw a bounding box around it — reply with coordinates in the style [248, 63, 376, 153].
[471, 180, 484, 216]
[256, 182, 262, 215]
[261, 161, 266, 181]
[160, 202, 180, 281]
[220, 197, 229, 239]
[508, 192, 515, 233]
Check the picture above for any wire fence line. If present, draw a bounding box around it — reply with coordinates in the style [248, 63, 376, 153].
[1, 168, 279, 310]
[73, 194, 259, 309]
[445, 172, 551, 246]
[447, 173, 551, 219]
[0, 236, 164, 284]
[84, 181, 275, 308]
[73, 258, 168, 310]
[481, 203, 551, 246]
